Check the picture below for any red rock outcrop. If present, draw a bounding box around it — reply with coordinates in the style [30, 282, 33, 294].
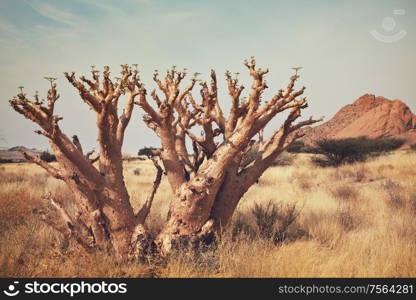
[301, 94, 416, 147]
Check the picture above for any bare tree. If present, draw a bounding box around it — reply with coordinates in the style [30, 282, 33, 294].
[9, 65, 162, 259]
[136, 58, 322, 254]
[9, 59, 320, 257]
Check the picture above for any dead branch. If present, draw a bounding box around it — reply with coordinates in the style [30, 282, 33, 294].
[135, 158, 163, 224]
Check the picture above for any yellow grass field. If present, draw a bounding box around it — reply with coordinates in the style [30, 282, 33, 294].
[1, 151, 415, 277]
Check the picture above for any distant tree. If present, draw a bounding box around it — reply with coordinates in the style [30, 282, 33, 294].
[39, 150, 56, 162]
[138, 146, 159, 157]
[313, 137, 405, 166]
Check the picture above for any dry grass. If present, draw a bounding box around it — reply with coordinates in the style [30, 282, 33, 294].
[0, 151, 415, 277]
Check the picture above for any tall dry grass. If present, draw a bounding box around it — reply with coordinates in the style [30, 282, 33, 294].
[0, 151, 415, 277]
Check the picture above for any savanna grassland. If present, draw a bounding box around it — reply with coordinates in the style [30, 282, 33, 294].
[1, 151, 415, 278]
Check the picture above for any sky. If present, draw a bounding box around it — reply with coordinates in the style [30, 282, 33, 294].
[0, 0, 415, 153]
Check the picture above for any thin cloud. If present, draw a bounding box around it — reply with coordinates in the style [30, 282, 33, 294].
[75, 0, 151, 16]
[75, 0, 125, 15]
[28, 2, 79, 27]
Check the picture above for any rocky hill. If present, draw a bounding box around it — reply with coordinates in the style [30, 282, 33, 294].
[0, 146, 41, 162]
[301, 94, 416, 147]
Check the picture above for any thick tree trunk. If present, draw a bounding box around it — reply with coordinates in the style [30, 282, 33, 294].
[155, 146, 290, 254]
[155, 175, 245, 254]
[97, 189, 136, 258]
[53, 163, 135, 258]
[210, 176, 243, 229]
[155, 175, 217, 253]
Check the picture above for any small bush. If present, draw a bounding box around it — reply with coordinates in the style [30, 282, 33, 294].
[331, 186, 359, 202]
[381, 180, 405, 209]
[231, 213, 255, 239]
[312, 137, 405, 167]
[250, 201, 301, 243]
[40, 151, 56, 162]
[251, 201, 279, 239]
[335, 205, 361, 232]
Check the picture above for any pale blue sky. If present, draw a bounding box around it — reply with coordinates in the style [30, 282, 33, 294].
[0, 0, 415, 152]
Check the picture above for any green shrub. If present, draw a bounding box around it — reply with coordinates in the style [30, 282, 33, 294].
[312, 137, 405, 167]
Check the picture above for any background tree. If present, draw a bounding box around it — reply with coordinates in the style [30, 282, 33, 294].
[39, 150, 56, 162]
[138, 146, 159, 157]
[312, 136, 405, 166]
[136, 58, 322, 254]
[9, 65, 162, 259]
